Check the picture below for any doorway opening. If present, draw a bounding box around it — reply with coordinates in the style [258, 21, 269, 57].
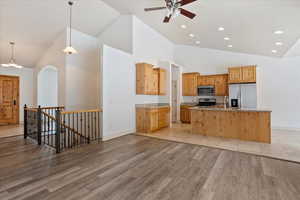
[171, 64, 181, 123]
[38, 66, 58, 107]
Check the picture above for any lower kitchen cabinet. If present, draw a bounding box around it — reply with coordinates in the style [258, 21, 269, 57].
[180, 105, 192, 123]
[136, 106, 170, 133]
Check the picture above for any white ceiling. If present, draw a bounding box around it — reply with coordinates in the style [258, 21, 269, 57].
[102, 0, 300, 57]
[0, 0, 120, 68]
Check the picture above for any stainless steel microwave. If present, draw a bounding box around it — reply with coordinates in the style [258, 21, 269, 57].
[198, 86, 215, 96]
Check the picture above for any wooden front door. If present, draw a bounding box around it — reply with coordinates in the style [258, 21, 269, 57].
[0, 75, 19, 125]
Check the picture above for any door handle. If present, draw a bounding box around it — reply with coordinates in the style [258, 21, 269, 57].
[13, 100, 16, 105]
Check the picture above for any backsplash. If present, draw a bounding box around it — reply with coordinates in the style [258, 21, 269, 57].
[182, 96, 226, 104]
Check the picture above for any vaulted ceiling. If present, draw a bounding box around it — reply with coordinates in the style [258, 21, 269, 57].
[1, 0, 300, 69]
[0, 0, 120, 68]
[102, 0, 300, 57]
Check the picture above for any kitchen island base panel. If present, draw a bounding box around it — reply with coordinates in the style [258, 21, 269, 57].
[191, 110, 271, 143]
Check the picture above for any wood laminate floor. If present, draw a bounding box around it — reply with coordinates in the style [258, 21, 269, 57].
[1, 135, 300, 200]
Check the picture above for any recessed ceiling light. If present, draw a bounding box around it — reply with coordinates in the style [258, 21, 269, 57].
[272, 50, 277, 53]
[189, 33, 195, 38]
[224, 37, 230, 41]
[218, 27, 225, 31]
[227, 45, 233, 48]
[275, 42, 283, 46]
[181, 25, 187, 29]
[274, 30, 284, 35]
[196, 41, 200, 44]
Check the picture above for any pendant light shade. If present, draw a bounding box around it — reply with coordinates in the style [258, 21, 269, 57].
[1, 42, 24, 69]
[63, 1, 78, 54]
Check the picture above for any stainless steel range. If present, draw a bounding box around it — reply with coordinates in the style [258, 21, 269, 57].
[197, 98, 217, 107]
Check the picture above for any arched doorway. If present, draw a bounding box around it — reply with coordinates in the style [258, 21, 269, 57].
[38, 66, 58, 107]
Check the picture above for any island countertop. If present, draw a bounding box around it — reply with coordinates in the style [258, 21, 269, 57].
[189, 106, 272, 113]
[135, 103, 170, 109]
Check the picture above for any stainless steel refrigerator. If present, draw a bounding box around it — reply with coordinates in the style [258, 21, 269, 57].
[229, 84, 257, 108]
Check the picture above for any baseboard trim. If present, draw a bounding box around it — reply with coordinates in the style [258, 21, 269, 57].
[102, 129, 136, 141]
[272, 126, 300, 132]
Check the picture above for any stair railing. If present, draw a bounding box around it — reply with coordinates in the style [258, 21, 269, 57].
[24, 105, 102, 153]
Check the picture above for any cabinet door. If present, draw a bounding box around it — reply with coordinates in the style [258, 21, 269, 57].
[150, 110, 159, 132]
[158, 108, 170, 128]
[228, 67, 242, 83]
[151, 69, 159, 95]
[145, 65, 154, 95]
[182, 73, 199, 96]
[215, 75, 228, 96]
[158, 69, 166, 95]
[242, 66, 256, 83]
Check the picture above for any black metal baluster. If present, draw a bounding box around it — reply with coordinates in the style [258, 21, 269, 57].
[68, 114, 70, 148]
[73, 113, 75, 148]
[37, 106, 42, 145]
[24, 105, 28, 139]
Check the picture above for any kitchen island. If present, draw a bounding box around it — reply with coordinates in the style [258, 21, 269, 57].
[190, 107, 271, 143]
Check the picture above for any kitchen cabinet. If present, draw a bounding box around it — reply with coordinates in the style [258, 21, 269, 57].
[242, 66, 256, 83]
[154, 68, 166, 95]
[182, 73, 199, 96]
[214, 74, 228, 96]
[198, 74, 228, 96]
[136, 106, 170, 133]
[136, 63, 166, 95]
[228, 66, 256, 84]
[180, 105, 192, 123]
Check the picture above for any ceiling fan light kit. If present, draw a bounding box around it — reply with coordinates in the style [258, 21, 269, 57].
[144, 0, 197, 23]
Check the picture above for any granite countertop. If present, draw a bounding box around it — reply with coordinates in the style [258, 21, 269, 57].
[136, 103, 170, 108]
[189, 106, 272, 112]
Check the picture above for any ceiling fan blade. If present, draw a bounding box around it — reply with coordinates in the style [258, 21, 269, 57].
[144, 7, 166, 12]
[180, 8, 196, 19]
[178, 0, 197, 6]
[163, 15, 171, 23]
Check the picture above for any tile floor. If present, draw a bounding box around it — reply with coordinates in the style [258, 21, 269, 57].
[137, 123, 300, 163]
[0, 124, 24, 138]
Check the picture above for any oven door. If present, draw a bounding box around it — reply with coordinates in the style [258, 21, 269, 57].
[198, 86, 215, 96]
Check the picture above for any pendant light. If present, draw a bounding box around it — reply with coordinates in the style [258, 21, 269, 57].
[1, 42, 24, 69]
[63, 1, 78, 54]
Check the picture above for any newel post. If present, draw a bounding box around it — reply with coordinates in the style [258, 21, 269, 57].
[55, 109, 61, 153]
[37, 106, 42, 145]
[24, 104, 28, 139]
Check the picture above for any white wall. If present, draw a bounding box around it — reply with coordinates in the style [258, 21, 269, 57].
[35, 29, 100, 111]
[37, 66, 58, 107]
[102, 45, 135, 140]
[35, 31, 66, 106]
[65, 29, 101, 110]
[174, 45, 300, 129]
[132, 16, 174, 64]
[98, 15, 133, 54]
[0, 67, 34, 122]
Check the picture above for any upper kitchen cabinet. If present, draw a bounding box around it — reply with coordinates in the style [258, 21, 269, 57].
[214, 74, 229, 96]
[136, 63, 166, 95]
[198, 74, 228, 96]
[154, 68, 166, 95]
[182, 73, 200, 96]
[228, 66, 256, 84]
[242, 66, 256, 83]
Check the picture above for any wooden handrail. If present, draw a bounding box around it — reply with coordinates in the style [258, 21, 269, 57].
[61, 109, 102, 115]
[41, 106, 65, 110]
[25, 108, 38, 112]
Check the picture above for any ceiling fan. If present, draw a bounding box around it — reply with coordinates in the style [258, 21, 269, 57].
[144, 0, 197, 23]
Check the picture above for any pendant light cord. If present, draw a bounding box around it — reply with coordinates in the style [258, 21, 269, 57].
[69, 1, 73, 47]
[10, 42, 15, 62]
